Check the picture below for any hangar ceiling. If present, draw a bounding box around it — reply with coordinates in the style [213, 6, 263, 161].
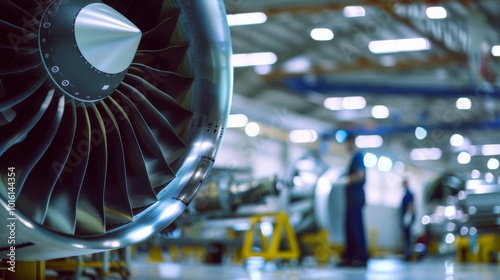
[224, 0, 500, 177]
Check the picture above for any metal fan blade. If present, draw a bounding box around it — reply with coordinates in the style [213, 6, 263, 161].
[0, 73, 47, 110]
[103, 98, 158, 209]
[15, 0, 45, 11]
[75, 104, 107, 235]
[43, 105, 91, 234]
[123, 73, 193, 131]
[116, 85, 187, 165]
[0, 94, 64, 199]
[0, 87, 54, 155]
[110, 92, 175, 189]
[102, 0, 133, 17]
[96, 102, 134, 227]
[137, 10, 180, 51]
[127, 65, 193, 104]
[0, 19, 37, 51]
[126, 0, 173, 32]
[1, 0, 39, 28]
[133, 43, 189, 72]
[16, 97, 77, 224]
[0, 49, 41, 75]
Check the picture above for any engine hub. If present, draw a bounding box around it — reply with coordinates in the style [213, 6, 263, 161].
[39, 0, 141, 102]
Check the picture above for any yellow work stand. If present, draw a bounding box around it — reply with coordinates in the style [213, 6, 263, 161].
[241, 212, 300, 262]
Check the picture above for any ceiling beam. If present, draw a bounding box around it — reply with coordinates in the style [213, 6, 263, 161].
[264, 54, 465, 80]
[228, 0, 473, 15]
[285, 76, 500, 98]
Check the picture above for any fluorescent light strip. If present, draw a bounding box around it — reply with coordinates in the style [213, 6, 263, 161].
[426, 7, 447, 19]
[324, 96, 366, 110]
[232, 52, 277, 67]
[227, 12, 267, 26]
[410, 148, 442, 161]
[371, 105, 389, 119]
[343, 6, 365, 18]
[482, 144, 500, 156]
[227, 114, 248, 128]
[289, 129, 318, 143]
[310, 28, 334, 41]
[369, 38, 430, 54]
[355, 135, 383, 148]
[492, 46, 500, 57]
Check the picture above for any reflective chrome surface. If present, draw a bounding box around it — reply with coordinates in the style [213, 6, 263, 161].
[75, 3, 142, 74]
[0, 0, 232, 260]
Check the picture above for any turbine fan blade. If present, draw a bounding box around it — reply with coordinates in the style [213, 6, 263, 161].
[43, 105, 91, 234]
[133, 43, 189, 72]
[123, 73, 193, 131]
[115, 85, 187, 165]
[96, 102, 133, 227]
[109, 93, 175, 190]
[1, 0, 39, 28]
[0, 19, 37, 51]
[127, 65, 193, 103]
[0, 49, 41, 75]
[16, 96, 76, 224]
[104, 97, 158, 209]
[127, 0, 173, 32]
[138, 10, 179, 51]
[0, 94, 64, 198]
[0, 72, 47, 110]
[0, 87, 54, 155]
[76, 104, 107, 235]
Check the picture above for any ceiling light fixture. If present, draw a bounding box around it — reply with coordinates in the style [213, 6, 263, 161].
[487, 158, 500, 170]
[232, 52, 277, 67]
[492, 46, 500, 57]
[355, 135, 383, 148]
[471, 169, 481, 179]
[310, 28, 334, 41]
[415, 127, 427, 140]
[457, 152, 471, 164]
[368, 38, 430, 54]
[343, 6, 366, 18]
[245, 122, 260, 137]
[283, 56, 312, 73]
[426, 7, 447, 19]
[342, 96, 366, 110]
[450, 134, 465, 147]
[410, 148, 442, 161]
[227, 114, 249, 128]
[227, 12, 267, 26]
[482, 144, 500, 156]
[456, 97, 472, 110]
[324, 96, 366, 110]
[378, 156, 393, 172]
[289, 129, 319, 143]
[364, 153, 378, 168]
[371, 105, 390, 119]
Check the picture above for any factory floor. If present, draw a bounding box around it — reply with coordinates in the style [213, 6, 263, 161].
[128, 254, 500, 280]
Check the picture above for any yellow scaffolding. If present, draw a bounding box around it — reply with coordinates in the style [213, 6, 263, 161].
[241, 212, 300, 262]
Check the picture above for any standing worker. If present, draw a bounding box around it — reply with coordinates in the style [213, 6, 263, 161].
[338, 134, 368, 267]
[401, 178, 415, 261]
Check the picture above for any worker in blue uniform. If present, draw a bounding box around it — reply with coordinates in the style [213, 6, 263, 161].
[401, 178, 415, 261]
[338, 134, 368, 267]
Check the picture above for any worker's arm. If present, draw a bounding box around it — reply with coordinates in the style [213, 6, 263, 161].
[403, 201, 414, 226]
[347, 169, 365, 186]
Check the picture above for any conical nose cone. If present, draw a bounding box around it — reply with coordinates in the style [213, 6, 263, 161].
[75, 3, 141, 74]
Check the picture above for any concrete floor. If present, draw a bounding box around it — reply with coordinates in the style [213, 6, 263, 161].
[129, 257, 500, 280]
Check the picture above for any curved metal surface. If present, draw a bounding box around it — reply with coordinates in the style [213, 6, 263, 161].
[0, 0, 232, 260]
[75, 3, 142, 74]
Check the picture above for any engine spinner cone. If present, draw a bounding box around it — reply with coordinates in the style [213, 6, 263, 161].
[39, 0, 142, 102]
[75, 3, 142, 75]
